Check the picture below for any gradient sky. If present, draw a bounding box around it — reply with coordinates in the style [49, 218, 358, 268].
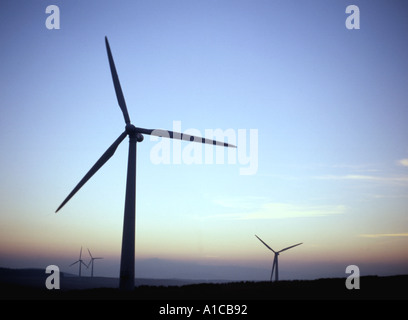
[1, 0, 407, 281]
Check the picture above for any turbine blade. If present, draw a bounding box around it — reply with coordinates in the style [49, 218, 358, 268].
[255, 235, 275, 253]
[278, 242, 303, 253]
[135, 127, 236, 148]
[55, 131, 128, 213]
[87, 248, 93, 259]
[70, 261, 79, 267]
[105, 36, 131, 125]
[79, 247, 82, 259]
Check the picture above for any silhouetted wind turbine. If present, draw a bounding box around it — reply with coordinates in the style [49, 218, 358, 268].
[255, 235, 302, 282]
[70, 247, 88, 277]
[56, 37, 236, 291]
[87, 248, 103, 277]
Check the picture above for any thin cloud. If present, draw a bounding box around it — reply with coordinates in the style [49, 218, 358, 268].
[316, 159, 408, 184]
[359, 233, 408, 238]
[398, 158, 408, 167]
[238, 203, 346, 220]
[212, 196, 265, 210]
[316, 174, 408, 184]
[210, 200, 346, 220]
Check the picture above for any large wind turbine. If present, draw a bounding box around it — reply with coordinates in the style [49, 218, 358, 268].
[56, 37, 236, 290]
[70, 247, 88, 277]
[87, 248, 103, 278]
[255, 235, 302, 282]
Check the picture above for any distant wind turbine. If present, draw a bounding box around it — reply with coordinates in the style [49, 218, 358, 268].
[87, 248, 103, 277]
[70, 247, 88, 277]
[56, 36, 236, 290]
[255, 235, 302, 282]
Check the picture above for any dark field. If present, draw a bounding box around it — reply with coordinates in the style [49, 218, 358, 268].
[0, 267, 407, 300]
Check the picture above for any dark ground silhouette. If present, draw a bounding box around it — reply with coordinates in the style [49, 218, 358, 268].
[0, 267, 407, 300]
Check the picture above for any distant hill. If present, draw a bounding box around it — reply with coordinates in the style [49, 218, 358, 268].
[0, 267, 229, 291]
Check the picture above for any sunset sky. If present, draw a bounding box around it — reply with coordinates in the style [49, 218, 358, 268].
[1, 0, 407, 281]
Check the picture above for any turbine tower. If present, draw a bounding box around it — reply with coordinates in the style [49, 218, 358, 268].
[56, 37, 236, 291]
[87, 248, 103, 277]
[255, 235, 302, 282]
[70, 247, 88, 277]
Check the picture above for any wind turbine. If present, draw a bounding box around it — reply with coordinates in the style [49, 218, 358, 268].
[255, 235, 302, 282]
[56, 36, 236, 291]
[70, 247, 88, 277]
[87, 248, 103, 277]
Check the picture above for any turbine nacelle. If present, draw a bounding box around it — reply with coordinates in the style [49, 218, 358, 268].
[136, 133, 144, 142]
[125, 124, 144, 142]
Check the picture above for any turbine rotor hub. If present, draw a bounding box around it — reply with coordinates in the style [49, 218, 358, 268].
[125, 123, 137, 134]
[125, 124, 144, 142]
